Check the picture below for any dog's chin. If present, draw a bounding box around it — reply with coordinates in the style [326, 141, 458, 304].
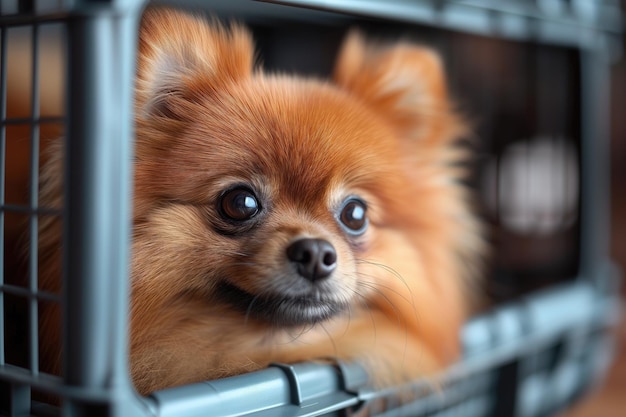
[216, 282, 348, 327]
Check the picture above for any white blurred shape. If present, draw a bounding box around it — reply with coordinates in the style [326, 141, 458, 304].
[484, 137, 579, 235]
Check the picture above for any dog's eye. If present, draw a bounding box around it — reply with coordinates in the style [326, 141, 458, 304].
[219, 187, 260, 221]
[338, 198, 368, 235]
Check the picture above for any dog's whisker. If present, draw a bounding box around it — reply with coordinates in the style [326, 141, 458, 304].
[356, 274, 414, 306]
[355, 282, 404, 325]
[356, 259, 414, 298]
[355, 283, 413, 370]
[348, 287, 379, 343]
[224, 261, 258, 268]
[319, 321, 338, 358]
[356, 260, 422, 330]
[283, 322, 314, 344]
[244, 294, 261, 327]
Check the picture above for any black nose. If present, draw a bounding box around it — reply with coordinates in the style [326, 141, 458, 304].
[286, 238, 337, 282]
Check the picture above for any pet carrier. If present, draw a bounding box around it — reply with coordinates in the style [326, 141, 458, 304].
[0, 0, 622, 416]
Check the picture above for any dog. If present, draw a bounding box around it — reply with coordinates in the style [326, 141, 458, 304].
[30, 8, 483, 395]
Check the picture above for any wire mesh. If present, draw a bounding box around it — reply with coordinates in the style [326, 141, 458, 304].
[0, 15, 67, 416]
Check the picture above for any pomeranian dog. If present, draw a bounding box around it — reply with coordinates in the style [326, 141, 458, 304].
[30, 8, 483, 395]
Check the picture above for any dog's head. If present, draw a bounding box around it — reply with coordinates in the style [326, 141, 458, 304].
[127, 8, 481, 392]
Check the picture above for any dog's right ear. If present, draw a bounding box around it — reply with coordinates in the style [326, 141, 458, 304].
[135, 8, 254, 119]
[333, 31, 464, 148]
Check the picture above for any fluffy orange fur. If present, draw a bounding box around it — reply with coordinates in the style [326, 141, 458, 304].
[36, 8, 483, 395]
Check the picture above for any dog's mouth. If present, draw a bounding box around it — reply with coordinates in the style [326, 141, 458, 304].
[216, 282, 347, 327]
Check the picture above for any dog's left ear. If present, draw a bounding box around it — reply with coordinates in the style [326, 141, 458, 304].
[135, 8, 254, 120]
[333, 31, 464, 146]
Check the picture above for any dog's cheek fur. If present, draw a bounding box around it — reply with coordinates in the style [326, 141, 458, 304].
[127, 204, 257, 393]
[127, 203, 364, 393]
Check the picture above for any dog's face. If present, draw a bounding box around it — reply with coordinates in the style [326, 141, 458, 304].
[132, 75, 411, 328]
[122, 9, 482, 394]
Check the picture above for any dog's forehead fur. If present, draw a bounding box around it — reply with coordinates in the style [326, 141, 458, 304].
[148, 75, 401, 204]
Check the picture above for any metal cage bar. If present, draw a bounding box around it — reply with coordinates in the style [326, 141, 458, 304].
[28, 22, 40, 378]
[60, 1, 148, 416]
[579, 47, 613, 283]
[261, 0, 623, 56]
[0, 24, 7, 369]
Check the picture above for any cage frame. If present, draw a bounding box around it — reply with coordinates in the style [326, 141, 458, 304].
[0, 1, 622, 416]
